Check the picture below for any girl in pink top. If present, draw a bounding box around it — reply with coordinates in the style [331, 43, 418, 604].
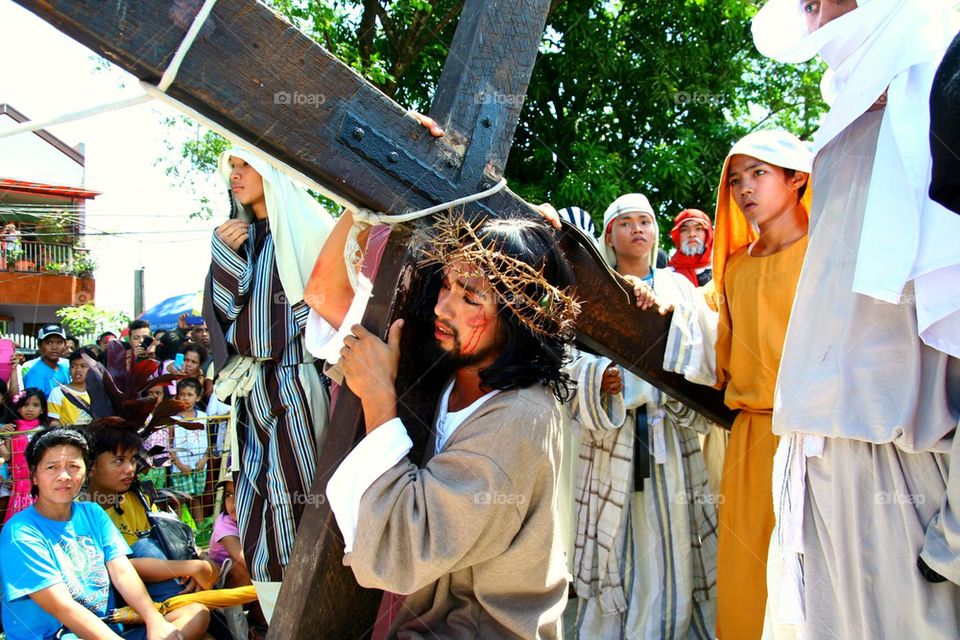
[1, 388, 49, 522]
[210, 478, 266, 633]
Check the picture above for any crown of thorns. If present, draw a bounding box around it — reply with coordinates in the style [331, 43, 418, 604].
[417, 213, 580, 340]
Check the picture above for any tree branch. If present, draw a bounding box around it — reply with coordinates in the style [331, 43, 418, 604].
[358, 0, 379, 67]
[375, 2, 398, 51]
[416, 1, 465, 52]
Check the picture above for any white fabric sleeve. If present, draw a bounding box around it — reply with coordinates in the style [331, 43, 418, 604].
[326, 418, 413, 552]
[661, 273, 719, 386]
[567, 353, 627, 433]
[304, 275, 373, 364]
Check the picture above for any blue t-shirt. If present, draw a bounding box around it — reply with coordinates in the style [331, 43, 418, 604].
[22, 360, 70, 397]
[0, 502, 131, 640]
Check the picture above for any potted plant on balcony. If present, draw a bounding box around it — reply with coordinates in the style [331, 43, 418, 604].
[70, 252, 97, 278]
[4, 245, 22, 271]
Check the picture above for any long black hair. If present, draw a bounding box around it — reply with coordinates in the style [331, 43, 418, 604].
[413, 216, 577, 403]
[13, 387, 49, 425]
[474, 218, 576, 402]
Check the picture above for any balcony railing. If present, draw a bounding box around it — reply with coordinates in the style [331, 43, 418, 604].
[0, 241, 94, 277]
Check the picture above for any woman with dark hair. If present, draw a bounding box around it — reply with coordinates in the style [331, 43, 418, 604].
[0, 427, 209, 640]
[178, 344, 208, 383]
[161, 340, 209, 399]
[155, 332, 183, 365]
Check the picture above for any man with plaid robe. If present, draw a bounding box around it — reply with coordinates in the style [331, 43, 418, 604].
[569, 194, 719, 640]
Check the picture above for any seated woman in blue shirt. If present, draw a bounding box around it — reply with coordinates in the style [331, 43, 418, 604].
[0, 427, 210, 640]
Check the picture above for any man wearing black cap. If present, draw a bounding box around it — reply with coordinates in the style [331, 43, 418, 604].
[22, 323, 70, 396]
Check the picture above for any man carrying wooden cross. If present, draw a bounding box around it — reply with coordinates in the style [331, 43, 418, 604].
[306, 211, 578, 638]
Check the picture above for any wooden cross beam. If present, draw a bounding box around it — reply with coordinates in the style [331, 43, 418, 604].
[15, 1, 735, 637]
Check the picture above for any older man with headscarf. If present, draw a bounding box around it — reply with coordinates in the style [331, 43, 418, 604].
[667, 209, 715, 288]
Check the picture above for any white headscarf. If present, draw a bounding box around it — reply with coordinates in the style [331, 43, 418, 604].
[600, 193, 660, 270]
[713, 130, 813, 297]
[218, 147, 336, 307]
[753, 0, 960, 357]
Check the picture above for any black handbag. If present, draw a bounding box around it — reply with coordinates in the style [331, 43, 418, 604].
[134, 488, 200, 561]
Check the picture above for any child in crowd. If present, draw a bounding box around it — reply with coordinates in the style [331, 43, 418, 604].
[84, 419, 219, 605]
[209, 479, 253, 587]
[140, 382, 171, 490]
[47, 348, 94, 427]
[2, 388, 49, 522]
[0, 382, 14, 523]
[209, 477, 266, 634]
[0, 423, 10, 525]
[170, 378, 208, 523]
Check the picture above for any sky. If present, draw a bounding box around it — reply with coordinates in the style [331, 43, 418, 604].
[0, 1, 225, 317]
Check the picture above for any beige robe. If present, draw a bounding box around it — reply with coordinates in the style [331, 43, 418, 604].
[765, 108, 960, 639]
[345, 385, 569, 639]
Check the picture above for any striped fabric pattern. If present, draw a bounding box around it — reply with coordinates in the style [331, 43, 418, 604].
[559, 206, 597, 238]
[664, 400, 719, 603]
[212, 220, 310, 366]
[570, 352, 633, 613]
[210, 220, 324, 582]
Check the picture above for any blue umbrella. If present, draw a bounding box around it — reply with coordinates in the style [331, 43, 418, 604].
[136, 292, 203, 331]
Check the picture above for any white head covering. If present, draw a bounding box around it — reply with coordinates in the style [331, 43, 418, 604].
[725, 130, 813, 175]
[218, 147, 336, 306]
[753, 0, 960, 357]
[713, 130, 813, 296]
[600, 193, 659, 270]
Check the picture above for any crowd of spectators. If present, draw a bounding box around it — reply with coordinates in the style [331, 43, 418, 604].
[0, 316, 257, 640]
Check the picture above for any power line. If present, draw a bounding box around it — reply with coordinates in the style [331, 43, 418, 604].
[0, 204, 211, 220]
[18, 229, 214, 237]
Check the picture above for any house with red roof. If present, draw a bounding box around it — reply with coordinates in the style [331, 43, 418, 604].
[0, 103, 99, 337]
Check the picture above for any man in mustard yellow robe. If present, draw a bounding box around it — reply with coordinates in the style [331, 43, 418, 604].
[709, 131, 812, 640]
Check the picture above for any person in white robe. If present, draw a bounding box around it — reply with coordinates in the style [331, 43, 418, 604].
[570, 193, 720, 640]
[751, 2, 960, 637]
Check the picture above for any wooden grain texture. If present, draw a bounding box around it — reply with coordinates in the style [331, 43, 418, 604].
[14, 2, 734, 637]
[429, 0, 550, 178]
[12, 0, 731, 421]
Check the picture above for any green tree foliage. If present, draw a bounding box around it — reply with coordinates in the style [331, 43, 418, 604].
[161, 0, 827, 241]
[55, 303, 130, 337]
[511, 0, 826, 233]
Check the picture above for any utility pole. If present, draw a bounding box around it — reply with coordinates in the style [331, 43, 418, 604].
[133, 267, 144, 317]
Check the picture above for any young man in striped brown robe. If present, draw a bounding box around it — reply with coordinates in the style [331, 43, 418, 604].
[205, 147, 335, 622]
